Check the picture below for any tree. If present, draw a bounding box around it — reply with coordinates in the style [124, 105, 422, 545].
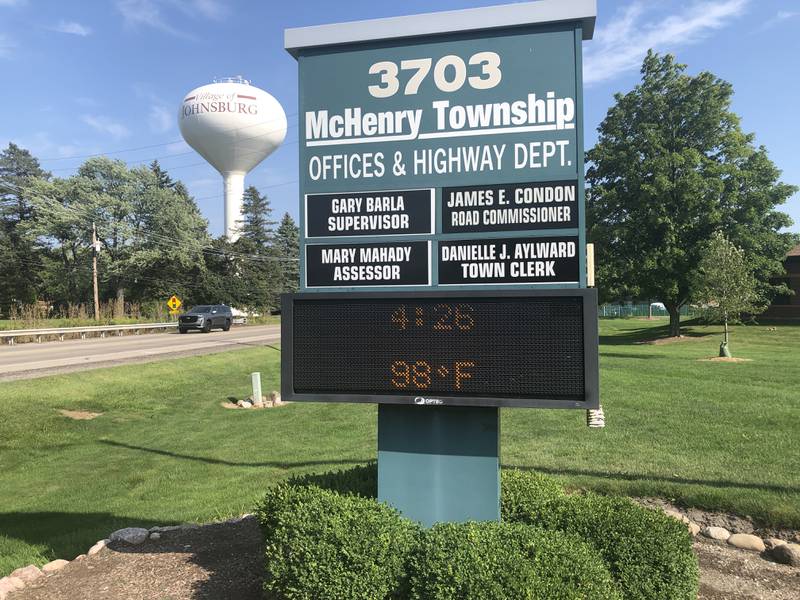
[26, 158, 212, 312]
[24, 176, 94, 306]
[0, 143, 50, 312]
[149, 160, 175, 190]
[694, 233, 764, 357]
[273, 212, 299, 305]
[587, 51, 797, 337]
[238, 186, 275, 246]
[232, 186, 278, 311]
[124, 164, 211, 303]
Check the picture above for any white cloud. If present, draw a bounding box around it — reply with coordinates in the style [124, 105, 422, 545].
[116, 0, 225, 38]
[584, 0, 748, 86]
[757, 10, 800, 31]
[14, 132, 85, 161]
[51, 20, 92, 36]
[148, 105, 173, 134]
[172, 0, 228, 20]
[0, 33, 14, 58]
[116, 0, 190, 38]
[131, 84, 175, 134]
[82, 115, 131, 140]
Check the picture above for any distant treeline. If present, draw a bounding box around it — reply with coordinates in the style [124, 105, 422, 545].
[0, 143, 299, 318]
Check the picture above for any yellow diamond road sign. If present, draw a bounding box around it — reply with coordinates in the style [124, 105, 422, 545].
[167, 295, 182, 311]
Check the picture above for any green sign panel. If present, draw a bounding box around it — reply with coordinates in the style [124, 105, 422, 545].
[293, 12, 588, 291]
[286, 0, 596, 527]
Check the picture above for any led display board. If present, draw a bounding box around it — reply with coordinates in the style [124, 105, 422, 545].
[281, 289, 599, 409]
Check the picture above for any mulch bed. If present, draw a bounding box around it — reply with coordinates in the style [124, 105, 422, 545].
[9, 516, 799, 599]
[12, 519, 263, 600]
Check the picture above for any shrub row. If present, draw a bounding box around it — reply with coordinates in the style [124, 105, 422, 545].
[256, 483, 618, 600]
[501, 470, 699, 600]
[408, 521, 621, 600]
[257, 483, 417, 599]
[255, 465, 699, 600]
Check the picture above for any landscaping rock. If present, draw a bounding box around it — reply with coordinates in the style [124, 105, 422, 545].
[110, 527, 149, 545]
[727, 533, 766, 552]
[768, 542, 800, 567]
[0, 576, 25, 599]
[88, 539, 109, 555]
[270, 390, 281, 404]
[236, 399, 244, 407]
[252, 395, 265, 408]
[42, 559, 69, 573]
[149, 525, 182, 533]
[150, 532, 161, 540]
[242, 401, 252, 409]
[664, 509, 689, 523]
[10, 564, 42, 583]
[764, 537, 787, 549]
[688, 522, 701, 537]
[702, 526, 731, 541]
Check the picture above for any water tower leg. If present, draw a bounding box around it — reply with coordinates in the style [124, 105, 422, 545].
[223, 171, 246, 241]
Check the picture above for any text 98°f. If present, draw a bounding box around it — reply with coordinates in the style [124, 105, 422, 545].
[390, 360, 476, 390]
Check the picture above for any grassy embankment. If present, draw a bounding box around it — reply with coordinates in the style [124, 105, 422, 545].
[0, 317, 154, 331]
[0, 315, 280, 330]
[0, 318, 797, 575]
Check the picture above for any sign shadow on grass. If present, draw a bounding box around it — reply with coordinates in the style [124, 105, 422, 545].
[503, 464, 800, 495]
[100, 439, 368, 470]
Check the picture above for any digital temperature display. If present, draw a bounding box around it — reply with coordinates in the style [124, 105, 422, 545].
[281, 290, 598, 409]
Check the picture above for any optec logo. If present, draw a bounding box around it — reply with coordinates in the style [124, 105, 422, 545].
[414, 397, 444, 406]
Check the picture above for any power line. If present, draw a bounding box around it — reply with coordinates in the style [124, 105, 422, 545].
[36, 110, 301, 162]
[44, 127, 302, 174]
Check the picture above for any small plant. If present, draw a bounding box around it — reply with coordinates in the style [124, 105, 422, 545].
[693, 232, 772, 357]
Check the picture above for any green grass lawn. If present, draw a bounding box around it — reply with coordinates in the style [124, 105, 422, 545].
[0, 318, 798, 575]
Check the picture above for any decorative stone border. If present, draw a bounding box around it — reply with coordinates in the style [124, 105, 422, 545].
[658, 507, 800, 566]
[0, 515, 254, 599]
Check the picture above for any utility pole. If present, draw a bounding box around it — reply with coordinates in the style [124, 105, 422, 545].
[92, 222, 100, 321]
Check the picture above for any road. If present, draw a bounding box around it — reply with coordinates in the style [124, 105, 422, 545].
[0, 325, 280, 381]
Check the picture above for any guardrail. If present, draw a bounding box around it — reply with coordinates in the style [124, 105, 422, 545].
[0, 322, 177, 345]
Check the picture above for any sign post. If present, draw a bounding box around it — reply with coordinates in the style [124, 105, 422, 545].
[284, 0, 597, 526]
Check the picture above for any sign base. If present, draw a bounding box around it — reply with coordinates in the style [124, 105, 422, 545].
[377, 404, 500, 527]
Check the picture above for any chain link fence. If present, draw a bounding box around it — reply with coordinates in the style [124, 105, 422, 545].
[599, 303, 699, 318]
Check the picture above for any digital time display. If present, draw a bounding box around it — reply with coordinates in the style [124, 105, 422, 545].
[282, 290, 599, 409]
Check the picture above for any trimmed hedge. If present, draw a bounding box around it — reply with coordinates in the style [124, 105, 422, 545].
[407, 521, 622, 600]
[286, 462, 377, 498]
[501, 471, 699, 600]
[500, 468, 566, 528]
[256, 483, 419, 599]
[257, 465, 699, 600]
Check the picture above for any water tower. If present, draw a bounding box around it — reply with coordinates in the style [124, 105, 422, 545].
[178, 76, 287, 241]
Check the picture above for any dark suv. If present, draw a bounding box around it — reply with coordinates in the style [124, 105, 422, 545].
[178, 305, 233, 333]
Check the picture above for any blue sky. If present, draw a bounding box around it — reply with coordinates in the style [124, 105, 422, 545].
[1, 0, 798, 235]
